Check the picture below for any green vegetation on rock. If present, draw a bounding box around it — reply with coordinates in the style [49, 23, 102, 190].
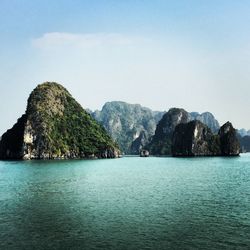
[0, 82, 119, 159]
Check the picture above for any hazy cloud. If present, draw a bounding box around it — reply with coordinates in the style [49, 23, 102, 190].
[32, 32, 139, 50]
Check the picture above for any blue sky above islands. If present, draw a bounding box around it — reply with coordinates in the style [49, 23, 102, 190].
[0, 0, 250, 134]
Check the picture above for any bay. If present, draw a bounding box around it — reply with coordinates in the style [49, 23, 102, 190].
[0, 155, 250, 249]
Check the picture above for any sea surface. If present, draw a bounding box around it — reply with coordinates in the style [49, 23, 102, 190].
[0, 155, 250, 250]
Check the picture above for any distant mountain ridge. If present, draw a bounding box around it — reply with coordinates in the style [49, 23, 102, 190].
[190, 112, 220, 133]
[92, 101, 165, 154]
[90, 102, 222, 155]
[237, 128, 250, 137]
[146, 107, 239, 156]
[238, 135, 250, 152]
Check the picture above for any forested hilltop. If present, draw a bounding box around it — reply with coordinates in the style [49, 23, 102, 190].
[0, 82, 119, 160]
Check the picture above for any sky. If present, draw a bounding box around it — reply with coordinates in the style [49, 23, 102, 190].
[0, 0, 250, 135]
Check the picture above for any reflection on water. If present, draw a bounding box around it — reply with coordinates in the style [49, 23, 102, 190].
[0, 155, 250, 249]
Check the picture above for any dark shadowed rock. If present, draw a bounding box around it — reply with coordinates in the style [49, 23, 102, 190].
[146, 108, 191, 155]
[172, 120, 220, 156]
[219, 122, 240, 156]
[172, 120, 240, 157]
[0, 115, 27, 159]
[0, 82, 119, 160]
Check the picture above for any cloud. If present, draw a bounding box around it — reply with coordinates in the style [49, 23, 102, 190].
[32, 32, 138, 50]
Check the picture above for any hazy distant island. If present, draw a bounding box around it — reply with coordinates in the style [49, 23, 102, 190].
[90, 103, 221, 155]
[91, 101, 165, 155]
[90, 104, 241, 156]
[144, 108, 240, 156]
[0, 82, 243, 160]
[0, 82, 120, 160]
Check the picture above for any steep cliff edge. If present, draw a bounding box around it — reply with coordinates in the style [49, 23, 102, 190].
[0, 82, 119, 160]
[172, 120, 220, 156]
[146, 108, 191, 155]
[172, 120, 240, 157]
[219, 122, 240, 156]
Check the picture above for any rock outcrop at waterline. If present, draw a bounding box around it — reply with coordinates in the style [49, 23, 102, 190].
[0, 82, 120, 160]
[172, 120, 240, 157]
[219, 122, 240, 156]
[146, 108, 191, 155]
[172, 120, 220, 156]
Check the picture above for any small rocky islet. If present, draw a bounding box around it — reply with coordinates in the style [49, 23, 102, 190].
[0, 82, 241, 160]
[172, 120, 240, 156]
[145, 108, 240, 156]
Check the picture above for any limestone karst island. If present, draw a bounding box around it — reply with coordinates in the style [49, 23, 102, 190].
[0, 82, 241, 160]
[0, 82, 120, 160]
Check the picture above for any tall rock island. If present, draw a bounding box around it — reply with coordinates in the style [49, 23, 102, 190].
[172, 120, 220, 156]
[0, 82, 120, 160]
[172, 120, 240, 156]
[219, 122, 241, 156]
[146, 108, 191, 155]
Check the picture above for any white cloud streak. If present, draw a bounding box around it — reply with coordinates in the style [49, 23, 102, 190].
[32, 32, 138, 50]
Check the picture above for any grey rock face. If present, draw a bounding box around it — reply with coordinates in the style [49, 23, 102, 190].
[92, 101, 164, 154]
[130, 130, 148, 155]
[91, 102, 223, 156]
[190, 112, 220, 133]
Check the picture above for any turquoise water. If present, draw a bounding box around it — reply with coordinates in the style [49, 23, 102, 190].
[0, 155, 250, 249]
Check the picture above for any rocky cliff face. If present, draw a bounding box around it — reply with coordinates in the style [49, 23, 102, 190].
[130, 130, 148, 154]
[172, 120, 220, 156]
[92, 101, 164, 154]
[238, 135, 250, 152]
[0, 115, 28, 159]
[91, 102, 223, 155]
[0, 82, 119, 160]
[219, 122, 240, 156]
[172, 120, 240, 157]
[190, 112, 220, 133]
[146, 108, 191, 155]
